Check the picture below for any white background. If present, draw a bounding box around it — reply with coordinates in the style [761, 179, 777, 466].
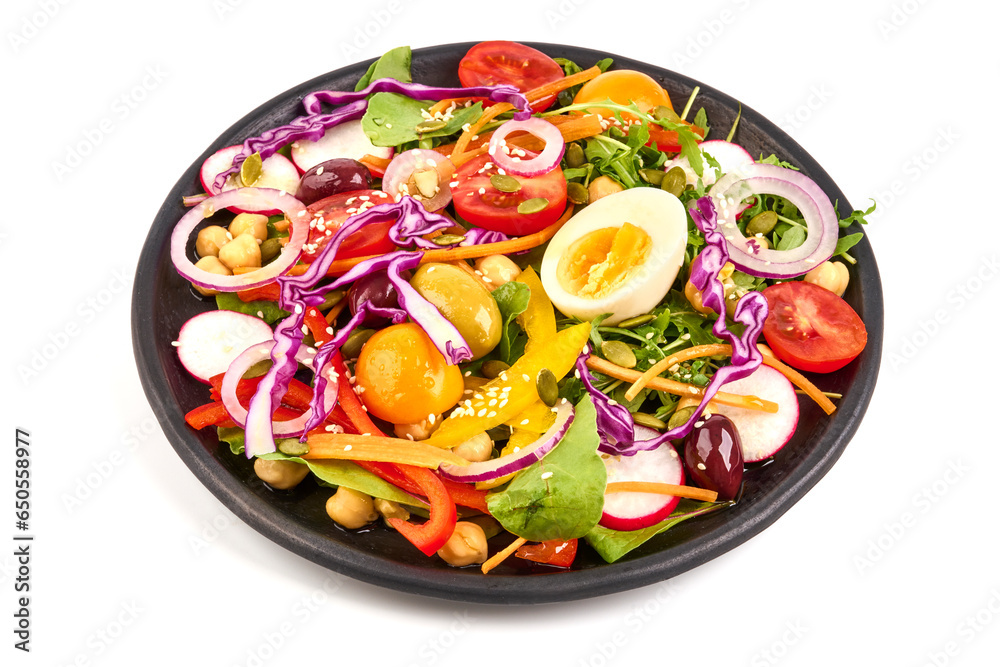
[3, 0, 998, 665]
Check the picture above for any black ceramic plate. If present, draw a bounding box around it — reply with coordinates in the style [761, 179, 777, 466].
[132, 42, 883, 604]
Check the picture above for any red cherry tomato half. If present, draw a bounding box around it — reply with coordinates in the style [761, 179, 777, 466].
[515, 538, 578, 568]
[761, 281, 867, 374]
[297, 189, 396, 263]
[451, 153, 567, 236]
[458, 41, 564, 112]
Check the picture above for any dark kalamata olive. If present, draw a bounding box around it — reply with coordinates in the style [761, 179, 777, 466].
[683, 414, 744, 501]
[347, 270, 400, 327]
[295, 158, 372, 205]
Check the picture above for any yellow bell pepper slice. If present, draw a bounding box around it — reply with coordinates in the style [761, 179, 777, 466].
[475, 427, 540, 490]
[515, 267, 557, 348]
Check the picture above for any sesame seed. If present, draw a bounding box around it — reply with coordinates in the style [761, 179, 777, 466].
[540, 472, 553, 480]
[477, 409, 487, 417]
[344, 445, 353, 451]
[521, 419, 530, 425]
[487, 411, 496, 418]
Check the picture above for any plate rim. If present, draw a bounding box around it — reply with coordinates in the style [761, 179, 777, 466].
[132, 41, 884, 604]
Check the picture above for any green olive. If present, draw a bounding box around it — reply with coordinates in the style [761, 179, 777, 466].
[410, 263, 501, 360]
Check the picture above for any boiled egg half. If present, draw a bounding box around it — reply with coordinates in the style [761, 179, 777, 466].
[540, 187, 687, 325]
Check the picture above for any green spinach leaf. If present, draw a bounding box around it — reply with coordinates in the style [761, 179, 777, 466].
[486, 395, 605, 541]
[491, 280, 531, 364]
[354, 45, 412, 91]
[216, 292, 288, 324]
[361, 93, 482, 147]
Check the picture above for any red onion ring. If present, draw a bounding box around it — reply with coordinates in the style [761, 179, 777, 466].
[219, 341, 339, 437]
[170, 188, 308, 292]
[382, 149, 456, 211]
[487, 118, 565, 177]
[707, 163, 838, 279]
[437, 400, 574, 483]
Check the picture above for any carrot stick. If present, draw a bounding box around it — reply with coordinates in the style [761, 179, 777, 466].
[451, 102, 514, 166]
[435, 114, 603, 162]
[324, 295, 348, 324]
[302, 433, 469, 468]
[625, 343, 733, 401]
[289, 204, 575, 278]
[605, 482, 718, 503]
[481, 536, 528, 574]
[586, 356, 778, 413]
[759, 353, 837, 416]
[359, 153, 391, 176]
[526, 65, 600, 103]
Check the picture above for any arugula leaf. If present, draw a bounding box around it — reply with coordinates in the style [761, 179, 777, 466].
[692, 107, 709, 137]
[486, 395, 606, 541]
[834, 232, 864, 258]
[776, 225, 806, 251]
[361, 93, 483, 148]
[836, 199, 876, 228]
[216, 292, 288, 324]
[758, 153, 799, 170]
[490, 280, 531, 364]
[354, 45, 412, 91]
[585, 499, 731, 563]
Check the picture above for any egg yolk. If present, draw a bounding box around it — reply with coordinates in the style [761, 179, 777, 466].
[354, 322, 464, 425]
[556, 222, 652, 298]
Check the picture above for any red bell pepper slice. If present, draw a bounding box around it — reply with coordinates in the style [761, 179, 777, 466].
[515, 538, 578, 568]
[185, 401, 303, 430]
[386, 466, 457, 556]
[303, 306, 333, 346]
[237, 282, 281, 302]
[208, 373, 314, 412]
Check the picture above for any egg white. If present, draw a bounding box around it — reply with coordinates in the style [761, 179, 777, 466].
[540, 188, 687, 325]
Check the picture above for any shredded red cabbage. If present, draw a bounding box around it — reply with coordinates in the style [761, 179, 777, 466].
[584, 196, 769, 456]
[215, 78, 531, 191]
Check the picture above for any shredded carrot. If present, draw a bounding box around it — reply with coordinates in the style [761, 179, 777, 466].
[323, 295, 348, 324]
[435, 114, 603, 161]
[481, 536, 527, 574]
[289, 204, 574, 278]
[451, 102, 514, 166]
[273, 218, 290, 232]
[359, 153, 391, 175]
[526, 65, 600, 103]
[605, 481, 718, 503]
[625, 344, 733, 401]
[302, 433, 469, 469]
[586, 356, 778, 413]
[619, 343, 836, 416]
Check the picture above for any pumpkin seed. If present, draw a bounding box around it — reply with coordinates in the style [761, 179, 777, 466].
[239, 152, 263, 187]
[660, 166, 687, 198]
[490, 174, 521, 193]
[653, 105, 680, 122]
[601, 340, 637, 369]
[564, 142, 586, 168]
[746, 210, 778, 236]
[319, 289, 346, 311]
[481, 360, 510, 380]
[415, 119, 447, 133]
[259, 238, 282, 264]
[277, 438, 309, 457]
[535, 368, 558, 407]
[639, 168, 665, 186]
[431, 234, 466, 246]
[566, 181, 589, 205]
[517, 197, 549, 215]
[341, 328, 374, 359]
[667, 406, 698, 430]
[616, 313, 656, 329]
[632, 412, 668, 431]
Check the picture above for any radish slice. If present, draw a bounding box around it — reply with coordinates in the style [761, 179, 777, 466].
[200, 145, 300, 214]
[219, 341, 338, 438]
[665, 140, 754, 187]
[599, 425, 685, 531]
[290, 119, 393, 173]
[712, 365, 799, 462]
[175, 310, 273, 384]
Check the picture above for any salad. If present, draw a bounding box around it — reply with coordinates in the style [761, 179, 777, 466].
[167, 42, 873, 572]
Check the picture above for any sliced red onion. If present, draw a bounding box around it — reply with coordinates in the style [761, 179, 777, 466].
[220, 341, 338, 438]
[665, 140, 754, 188]
[487, 118, 565, 177]
[170, 188, 308, 292]
[708, 163, 838, 279]
[438, 400, 575, 483]
[382, 149, 456, 212]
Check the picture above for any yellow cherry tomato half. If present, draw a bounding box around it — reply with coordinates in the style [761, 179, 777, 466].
[354, 322, 464, 425]
[573, 69, 674, 114]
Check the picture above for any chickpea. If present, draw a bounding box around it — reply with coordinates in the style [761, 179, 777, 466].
[453, 432, 494, 463]
[684, 261, 735, 315]
[436, 521, 488, 567]
[393, 415, 440, 441]
[804, 260, 849, 297]
[325, 487, 378, 529]
[747, 234, 770, 251]
[374, 498, 410, 522]
[195, 225, 230, 258]
[587, 175, 624, 203]
[218, 232, 261, 270]
[474, 255, 521, 289]
[253, 458, 309, 490]
[229, 213, 269, 243]
[191, 256, 232, 296]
